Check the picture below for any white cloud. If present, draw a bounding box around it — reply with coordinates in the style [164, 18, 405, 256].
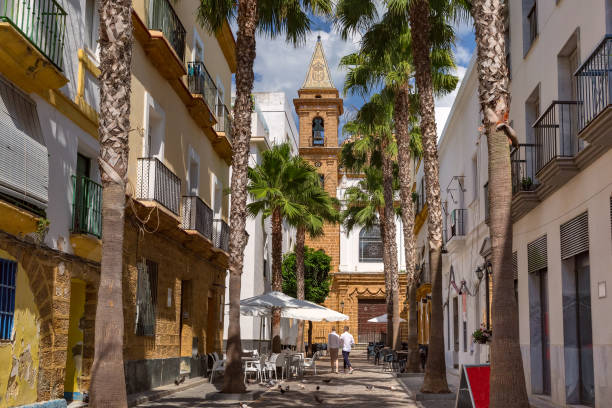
[454, 44, 472, 66]
[251, 30, 360, 102]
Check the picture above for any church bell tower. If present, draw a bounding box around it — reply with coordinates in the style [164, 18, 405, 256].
[293, 36, 343, 274]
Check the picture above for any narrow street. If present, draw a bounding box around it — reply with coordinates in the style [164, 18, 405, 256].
[135, 351, 417, 407]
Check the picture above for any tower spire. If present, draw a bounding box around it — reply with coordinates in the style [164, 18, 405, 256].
[301, 37, 335, 89]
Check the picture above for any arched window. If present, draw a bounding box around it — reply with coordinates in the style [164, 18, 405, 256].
[359, 225, 383, 262]
[312, 117, 324, 145]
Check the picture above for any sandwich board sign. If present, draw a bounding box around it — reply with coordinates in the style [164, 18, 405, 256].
[455, 364, 490, 408]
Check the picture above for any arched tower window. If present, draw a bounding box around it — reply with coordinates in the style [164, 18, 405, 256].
[312, 117, 324, 146]
[359, 225, 383, 262]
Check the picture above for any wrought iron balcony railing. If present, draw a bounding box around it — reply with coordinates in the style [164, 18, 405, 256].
[187, 61, 217, 112]
[215, 103, 232, 141]
[447, 209, 466, 241]
[181, 196, 213, 240]
[575, 35, 612, 132]
[511, 143, 539, 195]
[213, 219, 229, 252]
[0, 0, 67, 69]
[147, 0, 185, 61]
[136, 157, 181, 215]
[533, 101, 582, 174]
[71, 175, 102, 238]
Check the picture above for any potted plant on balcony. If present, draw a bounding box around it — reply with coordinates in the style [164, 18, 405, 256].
[472, 324, 492, 344]
[521, 177, 533, 191]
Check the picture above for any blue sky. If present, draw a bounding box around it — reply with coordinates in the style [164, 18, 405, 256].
[239, 13, 476, 142]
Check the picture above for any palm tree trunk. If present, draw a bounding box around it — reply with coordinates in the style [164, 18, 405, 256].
[295, 225, 306, 353]
[471, 1, 529, 406]
[89, 1, 132, 405]
[394, 86, 420, 369]
[271, 207, 283, 352]
[382, 145, 400, 350]
[410, 0, 450, 393]
[223, 0, 258, 394]
[379, 209, 392, 347]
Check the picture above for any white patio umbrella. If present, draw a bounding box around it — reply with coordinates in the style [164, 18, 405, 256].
[239, 291, 348, 322]
[367, 313, 406, 323]
[235, 291, 348, 353]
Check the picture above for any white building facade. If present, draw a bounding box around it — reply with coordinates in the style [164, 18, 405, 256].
[223, 92, 299, 350]
[507, 1, 612, 407]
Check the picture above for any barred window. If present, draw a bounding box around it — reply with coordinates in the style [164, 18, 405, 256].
[135, 260, 158, 336]
[359, 225, 383, 262]
[0, 258, 17, 340]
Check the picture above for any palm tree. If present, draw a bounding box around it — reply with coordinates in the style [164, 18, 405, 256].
[198, 0, 332, 393]
[470, 1, 527, 406]
[247, 144, 314, 353]
[290, 171, 339, 353]
[339, 12, 457, 360]
[89, 0, 132, 406]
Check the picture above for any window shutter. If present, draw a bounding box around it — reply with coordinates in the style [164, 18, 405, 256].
[0, 258, 17, 340]
[512, 251, 518, 280]
[560, 212, 589, 260]
[0, 75, 48, 208]
[527, 235, 547, 273]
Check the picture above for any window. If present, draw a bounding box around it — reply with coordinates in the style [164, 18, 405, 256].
[188, 147, 199, 195]
[557, 31, 580, 102]
[359, 225, 383, 262]
[0, 258, 17, 340]
[135, 260, 158, 336]
[523, 0, 538, 54]
[85, 0, 99, 52]
[312, 117, 324, 145]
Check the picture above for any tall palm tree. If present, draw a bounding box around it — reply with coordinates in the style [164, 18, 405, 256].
[339, 13, 457, 359]
[89, 0, 132, 406]
[470, 1, 527, 406]
[247, 144, 314, 353]
[399, 0, 466, 392]
[290, 172, 339, 353]
[198, 0, 332, 393]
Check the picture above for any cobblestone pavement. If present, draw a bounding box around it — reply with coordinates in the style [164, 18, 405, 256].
[135, 351, 417, 407]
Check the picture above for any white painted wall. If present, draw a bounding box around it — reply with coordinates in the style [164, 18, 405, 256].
[507, 1, 612, 406]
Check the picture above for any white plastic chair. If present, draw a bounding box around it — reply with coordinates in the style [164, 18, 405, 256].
[263, 354, 277, 381]
[289, 353, 304, 378]
[275, 353, 289, 380]
[244, 360, 262, 384]
[209, 359, 225, 383]
[303, 351, 321, 375]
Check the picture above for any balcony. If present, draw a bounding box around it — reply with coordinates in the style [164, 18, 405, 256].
[147, 0, 185, 61]
[187, 61, 217, 113]
[181, 195, 213, 240]
[575, 35, 612, 148]
[136, 157, 181, 216]
[215, 103, 232, 140]
[446, 209, 466, 251]
[213, 219, 229, 253]
[511, 144, 540, 220]
[132, 0, 186, 80]
[71, 176, 102, 238]
[0, 0, 68, 92]
[533, 101, 582, 195]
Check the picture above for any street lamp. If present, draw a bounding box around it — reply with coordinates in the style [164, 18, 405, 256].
[475, 266, 484, 280]
[340, 301, 345, 313]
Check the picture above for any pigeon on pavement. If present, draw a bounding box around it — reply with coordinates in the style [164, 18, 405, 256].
[365, 385, 374, 391]
[322, 378, 332, 383]
[314, 394, 324, 404]
[316, 386, 320, 391]
[239, 403, 252, 408]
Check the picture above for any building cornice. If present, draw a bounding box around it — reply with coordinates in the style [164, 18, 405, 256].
[293, 97, 343, 116]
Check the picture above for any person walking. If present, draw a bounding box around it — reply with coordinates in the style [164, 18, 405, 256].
[328, 327, 340, 373]
[339, 326, 355, 374]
